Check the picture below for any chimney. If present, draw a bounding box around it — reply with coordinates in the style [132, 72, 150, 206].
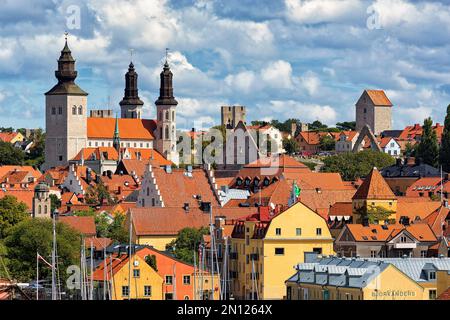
[291, 122, 297, 136]
[107, 171, 112, 179]
[362, 217, 370, 227]
[118, 186, 122, 195]
[183, 203, 190, 212]
[200, 201, 211, 213]
[407, 157, 415, 166]
[86, 167, 92, 184]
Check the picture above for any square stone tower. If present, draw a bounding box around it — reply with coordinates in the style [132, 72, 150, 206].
[355, 90, 393, 136]
[44, 38, 87, 170]
[221, 106, 246, 129]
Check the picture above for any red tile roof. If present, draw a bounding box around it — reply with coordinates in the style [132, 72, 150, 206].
[84, 237, 112, 251]
[0, 132, 20, 143]
[353, 168, 396, 200]
[130, 207, 255, 236]
[345, 223, 437, 242]
[58, 216, 96, 236]
[87, 118, 156, 140]
[365, 90, 393, 106]
[0, 166, 41, 180]
[0, 190, 34, 210]
[437, 287, 450, 300]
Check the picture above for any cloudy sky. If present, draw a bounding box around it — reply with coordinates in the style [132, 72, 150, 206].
[1, 0, 450, 131]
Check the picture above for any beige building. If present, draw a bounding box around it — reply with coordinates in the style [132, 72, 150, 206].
[221, 105, 246, 129]
[355, 90, 393, 135]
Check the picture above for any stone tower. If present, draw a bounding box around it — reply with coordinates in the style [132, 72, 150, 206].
[119, 62, 144, 119]
[221, 106, 246, 129]
[32, 182, 51, 218]
[355, 90, 393, 136]
[155, 59, 178, 162]
[44, 37, 88, 170]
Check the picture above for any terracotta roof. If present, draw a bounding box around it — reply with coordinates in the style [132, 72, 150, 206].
[150, 167, 220, 207]
[329, 202, 353, 216]
[397, 123, 444, 142]
[0, 170, 35, 184]
[283, 172, 353, 191]
[297, 131, 331, 145]
[247, 179, 291, 206]
[125, 148, 172, 165]
[0, 190, 34, 210]
[87, 118, 156, 140]
[0, 132, 20, 143]
[437, 287, 450, 300]
[421, 205, 449, 236]
[101, 174, 140, 201]
[72, 147, 119, 161]
[396, 201, 442, 222]
[130, 207, 255, 236]
[378, 137, 395, 148]
[244, 154, 310, 170]
[345, 223, 437, 242]
[365, 90, 393, 106]
[41, 166, 68, 185]
[84, 237, 112, 251]
[58, 216, 96, 236]
[92, 253, 130, 280]
[338, 131, 358, 142]
[298, 189, 356, 215]
[0, 166, 41, 180]
[353, 168, 396, 200]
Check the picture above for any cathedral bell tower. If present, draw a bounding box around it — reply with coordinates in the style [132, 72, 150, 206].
[119, 61, 144, 119]
[155, 55, 178, 163]
[44, 34, 88, 170]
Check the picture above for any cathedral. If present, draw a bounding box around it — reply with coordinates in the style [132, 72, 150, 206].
[43, 38, 178, 170]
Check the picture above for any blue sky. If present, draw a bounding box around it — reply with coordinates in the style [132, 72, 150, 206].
[1, 0, 450, 131]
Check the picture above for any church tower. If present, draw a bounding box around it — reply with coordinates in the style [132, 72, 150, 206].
[155, 58, 178, 162]
[119, 61, 144, 118]
[32, 182, 51, 218]
[44, 36, 88, 170]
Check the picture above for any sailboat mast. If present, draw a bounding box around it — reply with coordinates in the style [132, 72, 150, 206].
[209, 206, 214, 300]
[51, 213, 57, 300]
[128, 212, 132, 300]
[36, 252, 39, 301]
[89, 241, 94, 300]
[193, 248, 197, 300]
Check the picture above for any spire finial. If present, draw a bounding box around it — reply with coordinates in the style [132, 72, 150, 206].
[165, 48, 169, 62]
[64, 31, 69, 43]
[129, 48, 134, 62]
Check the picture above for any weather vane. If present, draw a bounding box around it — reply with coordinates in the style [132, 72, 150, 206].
[165, 47, 169, 62]
[130, 48, 134, 62]
[64, 31, 68, 41]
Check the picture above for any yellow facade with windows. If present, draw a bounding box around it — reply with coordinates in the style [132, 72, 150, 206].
[132, 234, 176, 251]
[109, 255, 164, 300]
[230, 202, 334, 300]
[352, 198, 398, 224]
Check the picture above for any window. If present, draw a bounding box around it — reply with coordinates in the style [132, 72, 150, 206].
[274, 248, 284, 255]
[316, 228, 322, 236]
[51, 107, 56, 115]
[420, 250, 427, 258]
[58, 155, 63, 161]
[184, 296, 189, 300]
[122, 286, 129, 297]
[400, 236, 407, 243]
[165, 111, 170, 120]
[152, 198, 155, 206]
[58, 107, 62, 115]
[370, 250, 377, 258]
[78, 106, 82, 115]
[165, 126, 169, 140]
[313, 248, 322, 254]
[296, 228, 302, 236]
[275, 228, 281, 236]
[429, 290, 437, 300]
[183, 275, 191, 285]
[133, 269, 140, 278]
[165, 275, 173, 284]
[72, 106, 77, 115]
[165, 293, 173, 300]
[429, 271, 436, 280]
[144, 286, 152, 297]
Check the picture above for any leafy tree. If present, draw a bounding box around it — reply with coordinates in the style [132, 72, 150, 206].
[0, 195, 30, 238]
[166, 227, 209, 264]
[85, 181, 116, 205]
[404, 142, 417, 158]
[308, 120, 328, 131]
[50, 194, 61, 213]
[283, 138, 299, 155]
[3, 219, 81, 282]
[440, 105, 450, 172]
[336, 121, 356, 131]
[319, 135, 336, 151]
[145, 254, 158, 272]
[356, 206, 395, 224]
[321, 150, 395, 181]
[0, 141, 24, 165]
[0, 127, 14, 133]
[417, 117, 439, 167]
[24, 128, 45, 168]
[108, 214, 129, 243]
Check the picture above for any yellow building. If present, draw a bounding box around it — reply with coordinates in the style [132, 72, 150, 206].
[286, 256, 450, 300]
[230, 202, 334, 300]
[92, 253, 163, 300]
[352, 167, 397, 224]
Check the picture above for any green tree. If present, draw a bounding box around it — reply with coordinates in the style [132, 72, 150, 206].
[24, 128, 45, 168]
[0, 141, 24, 165]
[108, 214, 129, 243]
[3, 219, 81, 282]
[440, 105, 450, 171]
[417, 117, 439, 167]
[0, 195, 30, 238]
[356, 206, 396, 224]
[145, 254, 158, 272]
[49, 194, 61, 213]
[319, 135, 336, 151]
[308, 120, 328, 131]
[85, 181, 116, 205]
[404, 142, 417, 158]
[283, 138, 299, 155]
[166, 227, 209, 264]
[321, 150, 395, 181]
[336, 121, 356, 131]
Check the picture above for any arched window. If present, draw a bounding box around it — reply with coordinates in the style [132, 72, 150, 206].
[160, 127, 163, 139]
[72, 106, 77, 115]
[165, 126, 169, 140]
[44, 205, 48, 214]
[165, 111, 170, 121]
[78, 106, 83, 115]
[146, 187, 149, 196]
[38, 205, 41, 215]
[159, 111, 163, 121]
[171, 125, 175, 138]
[172, 111, 175, 121]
